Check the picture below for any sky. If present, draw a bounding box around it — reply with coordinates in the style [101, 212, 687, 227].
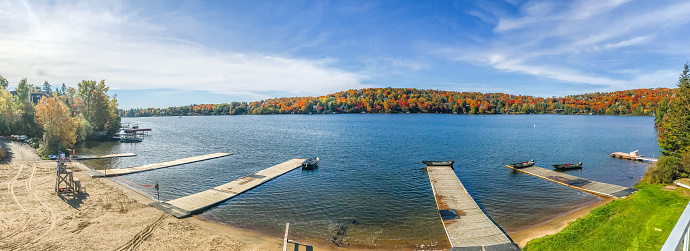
[1, 0, 689, 109]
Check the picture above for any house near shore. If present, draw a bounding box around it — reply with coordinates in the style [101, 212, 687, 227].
[9, 91, 49, 104]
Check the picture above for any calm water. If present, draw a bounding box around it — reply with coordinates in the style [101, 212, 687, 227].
[76, 114, 658, 248]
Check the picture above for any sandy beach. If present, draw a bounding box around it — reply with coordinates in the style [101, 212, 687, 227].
[0, 140, 611, 250]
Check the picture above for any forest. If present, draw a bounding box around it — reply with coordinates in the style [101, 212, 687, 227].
[0, 76, 120, 157]
[121, 87, 673, 117]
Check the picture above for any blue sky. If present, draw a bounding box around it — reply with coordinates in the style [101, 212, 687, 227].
[1, 0, 689, 109]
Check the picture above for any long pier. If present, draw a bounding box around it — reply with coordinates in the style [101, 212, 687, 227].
[86, 153, 232, 177]
[505, 165, 637, 199]
[151, 158, 305, 218]
[73, 153, 137, 160]
[426, 164, 520, 250]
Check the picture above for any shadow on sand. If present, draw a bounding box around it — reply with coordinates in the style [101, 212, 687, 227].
[58, 192, 90, 210]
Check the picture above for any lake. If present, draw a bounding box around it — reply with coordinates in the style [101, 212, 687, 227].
[75, 114, 658, 248]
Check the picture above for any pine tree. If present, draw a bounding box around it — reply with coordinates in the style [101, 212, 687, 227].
[659, 64, 690, 156]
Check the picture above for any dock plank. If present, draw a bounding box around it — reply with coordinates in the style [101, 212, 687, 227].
[151, 158, 305, 218]
[505, 165, 636, 199]
[87, 153, 232, 177]
[426, 165, 519, 250]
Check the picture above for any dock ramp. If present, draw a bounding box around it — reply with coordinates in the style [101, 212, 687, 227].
[505, 165, 637, 199]
[86, 153, 231, 177]
[151, 158, 305, 218]
[426, 164, 520, 250]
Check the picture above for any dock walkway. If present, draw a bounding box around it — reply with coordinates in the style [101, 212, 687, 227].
[151, 158, 305, 218]
[74, 153, 137, 160]
[86, 153, 231, 177]
[505, 165, 637, 199]
[426, 165, 519, 250]
[610, 152, 658, 162]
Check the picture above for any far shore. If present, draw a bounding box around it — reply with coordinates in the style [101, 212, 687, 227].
[0, 140, 616, 250]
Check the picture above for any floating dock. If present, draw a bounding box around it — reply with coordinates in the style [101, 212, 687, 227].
[151, 158, 305, 218]
[73, 153, 137, 160]
[86, 153, 232, 177]
[505, 165, 637, 199]
[610, 152, 658, 162]
[426, 164, 519, 250]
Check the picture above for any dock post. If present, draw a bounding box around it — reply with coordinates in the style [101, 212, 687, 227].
[283, 223, 290, 251]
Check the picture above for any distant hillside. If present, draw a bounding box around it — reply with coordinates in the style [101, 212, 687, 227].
[121, 87, 674, 117]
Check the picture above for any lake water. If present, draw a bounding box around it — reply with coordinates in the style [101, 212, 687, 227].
[76, 114, 658, 248]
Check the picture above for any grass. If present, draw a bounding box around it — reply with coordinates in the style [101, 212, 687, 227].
[523, 183, 690, 251]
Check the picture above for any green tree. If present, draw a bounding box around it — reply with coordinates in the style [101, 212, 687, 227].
[42, 80, 52, 94]
[659, 64, 690, 156]
[76, 80, 120, 138]
[0, 74, 8, 90]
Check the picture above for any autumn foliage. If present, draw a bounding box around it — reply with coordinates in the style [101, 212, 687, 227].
[35, 96, 78, 156]
[123, 87, 673, 117]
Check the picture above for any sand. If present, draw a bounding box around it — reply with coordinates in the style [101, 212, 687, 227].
[507, 197, 614, 247]
[0, 140, 612, 250]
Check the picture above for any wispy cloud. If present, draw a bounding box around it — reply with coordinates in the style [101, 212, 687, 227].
[440, 0, 690, 94]
[0, 1, 366, 101]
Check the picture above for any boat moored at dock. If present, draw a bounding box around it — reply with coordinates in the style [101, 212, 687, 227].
[507, 159, 535, 168]
[421, 160, 454, 167]
[552, 162, 583, 169]
[302, 157, 319, 169]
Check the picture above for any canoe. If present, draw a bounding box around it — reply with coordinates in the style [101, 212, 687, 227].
[508, 160, 535, 168]
[552, 162, 583, 169]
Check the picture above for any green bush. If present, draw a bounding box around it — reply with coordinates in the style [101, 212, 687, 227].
[643, 155, 680, 184]
[0, 147, 6, 160]
[28, 138, 40, 148]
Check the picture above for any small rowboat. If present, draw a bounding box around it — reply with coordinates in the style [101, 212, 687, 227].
[508, 160, 535, 168]
[552, 162, 583, 169]
[421, 161, 455, 167]
[302, 157, 319, 170]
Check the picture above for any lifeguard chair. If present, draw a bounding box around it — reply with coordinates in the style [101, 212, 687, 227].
[55, 153, 81, 193]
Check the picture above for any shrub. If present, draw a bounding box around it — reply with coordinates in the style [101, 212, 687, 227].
[0, 147, 5, 160]
[643, 155, 680, 184]
[680, 151, 690, 175]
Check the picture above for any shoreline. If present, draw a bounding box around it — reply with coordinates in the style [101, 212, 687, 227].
[507, 196, 613, 247]
[1, 140, 616, 250]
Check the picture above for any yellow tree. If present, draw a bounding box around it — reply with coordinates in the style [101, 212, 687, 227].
[35, 97, 77, 157]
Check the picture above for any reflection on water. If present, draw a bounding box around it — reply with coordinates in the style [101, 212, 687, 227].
[76, 114, 658, 248]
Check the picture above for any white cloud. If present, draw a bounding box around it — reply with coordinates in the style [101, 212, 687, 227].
[441, 0, 690, 93]
[0, 1, 366, 101]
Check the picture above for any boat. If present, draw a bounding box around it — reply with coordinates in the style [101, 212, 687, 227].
[508, 160, 535, 168]
[552, 162, 583, 169]
[302, 157, 319, 169]
[421, 160, 455, 167]
[120, 134, 142, 143]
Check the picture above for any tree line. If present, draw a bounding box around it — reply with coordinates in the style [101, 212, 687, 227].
[0, 77, 120, 157]
[122, 87, 673, 117]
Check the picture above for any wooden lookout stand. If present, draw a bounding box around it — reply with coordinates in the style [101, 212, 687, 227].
[55, 155, 81, 194]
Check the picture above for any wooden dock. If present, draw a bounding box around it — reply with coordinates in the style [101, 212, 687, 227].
[86, 153, 232, 177]
[426, 165, 519, 250]
[73, 153, 137, 160]
[610, 152, 658, 162]
[505, 165, 637, 199]
[151, 158, 306, 218]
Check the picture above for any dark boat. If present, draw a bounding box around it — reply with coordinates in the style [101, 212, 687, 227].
[302, 157, 319, 169]
[421, 161, 455, 167]
[552, 162, 583, 169]
[508, 160, 535, 168]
